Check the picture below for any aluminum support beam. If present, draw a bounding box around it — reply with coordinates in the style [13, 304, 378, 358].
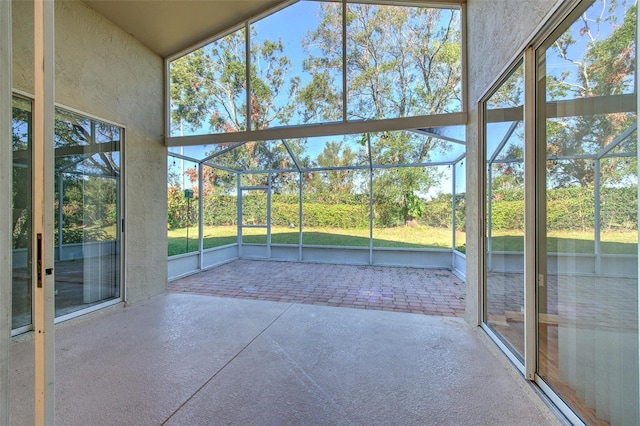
[412, 128, 466, 145]
[58, 175, 63, 259]
[267, 174, 272, 259]
[202, 142, 247, 163]
[298, 172, 303, 261]
[369, 169, 374, 265]
[594, 160, 601, 275]
[245, 21, 252, 132]
[198, 163, 204, 270]
[168, 151, 201, 163]
[166, 112, 467, 147]
[452, 161, 457, 261]
[341, 0, 347, 122]
[33, 0, 56, 423]
[367, 134, 373, 264]
[201, 162, 238, 174]
[597, 122, 637, 158]
[237, 174, 242, 257]
[0, 0, 12, 421]
[486, 93, 637, 123]
[488, 121, 520, 163]
[282, 140, 302, 172]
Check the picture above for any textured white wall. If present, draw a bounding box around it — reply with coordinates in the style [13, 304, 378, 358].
[1, 1, 12, 421]
[12, 1, 167, 303]
[465, 0, 559, 324]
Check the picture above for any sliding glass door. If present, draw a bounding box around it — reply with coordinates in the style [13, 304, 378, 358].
[536, 1, 638, 424]
[11, 97, 123, 330]
[53, 109, 122, 318]
[483, 1, 638, 424]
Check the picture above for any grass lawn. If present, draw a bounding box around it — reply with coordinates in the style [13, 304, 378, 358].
[489, 229, 637, 255]
[168, 225, 458, 256]
[169, 225, 637, 257]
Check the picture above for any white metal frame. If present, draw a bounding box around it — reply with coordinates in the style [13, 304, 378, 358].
[166, 113, 467, 147]
[238, 176, 273, 258]
[168, 134, 467, 269]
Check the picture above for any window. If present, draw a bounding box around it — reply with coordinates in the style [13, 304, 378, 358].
[483, 61, 525, 361]
[168, 1, 462, 136]
[54, 108, 123, 318]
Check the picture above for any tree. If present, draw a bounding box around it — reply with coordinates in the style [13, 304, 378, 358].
[170, 27, 301, 134]
[369, 131, 436, 226]
[545, 1, 636, 188]
[300, 3, 461, 119]
[307, 141, 360, 196]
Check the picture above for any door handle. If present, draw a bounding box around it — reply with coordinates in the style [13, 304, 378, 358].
[37, 233, 43, 288]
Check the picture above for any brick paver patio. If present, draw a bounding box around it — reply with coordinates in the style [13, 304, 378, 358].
[168, 259, 466, 317]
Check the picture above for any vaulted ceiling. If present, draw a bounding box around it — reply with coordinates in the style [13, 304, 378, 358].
[82, 0, 285, 58]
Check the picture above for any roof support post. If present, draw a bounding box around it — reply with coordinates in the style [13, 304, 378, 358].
[237, 173, 242, 258]
[368, 134, 374, 265]
[198, 163, 204, 271]
[452, 162, 457, 265]
[594, 159, 601, 275]
[298, 172, 303, 261]
[245, 21, 252, 132]
[267, 173, 272, 259]
[368, 171, 374, 265]
[341, 0, 347, 122]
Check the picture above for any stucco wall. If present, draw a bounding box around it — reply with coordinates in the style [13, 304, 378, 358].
[465, 0, 560, 324]
[1, 1, 13, 420]
[12, 1, 167, 303]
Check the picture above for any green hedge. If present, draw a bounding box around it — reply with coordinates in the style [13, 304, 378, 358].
[203, 195, 237, 226]
[167, 187, 637, 231]
[484, 187, 637, 231]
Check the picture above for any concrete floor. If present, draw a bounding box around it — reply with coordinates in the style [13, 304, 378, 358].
[10, 293, 560, 425]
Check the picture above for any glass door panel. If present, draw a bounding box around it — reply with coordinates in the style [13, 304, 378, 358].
[54, 110, 122, 317]
[537, 1, 638, 424]
[484, 61, 525, 360]
[11, 96, 32, 330]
